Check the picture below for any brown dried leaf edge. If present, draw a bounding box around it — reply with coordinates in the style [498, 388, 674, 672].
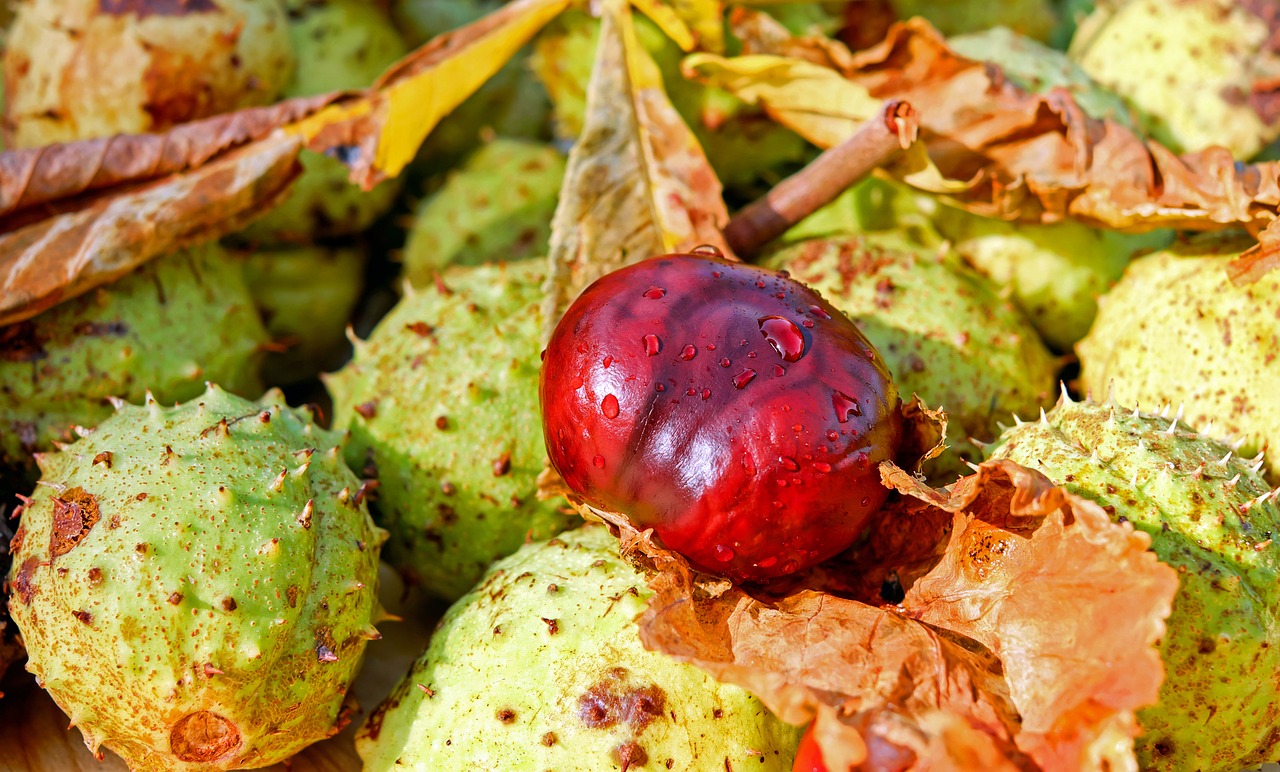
[608, 459, 1177, 771]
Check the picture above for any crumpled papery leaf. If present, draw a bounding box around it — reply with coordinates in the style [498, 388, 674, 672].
[0, 135, 301, 326]
[708, 10, 1280, 246]
[617, 458, 1177, 771]
[0, 94, 338, 220]
[541, 0, 732, 335]
[288, 0, 570, 189]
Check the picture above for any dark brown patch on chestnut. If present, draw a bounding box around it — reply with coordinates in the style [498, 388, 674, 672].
[496, 708, 516, 724]
[221, 597, 237, 612]
[92, 451, 113, 468]
[9, 524, 25, 554]
[0, 322, 46, 363]
[71, 610, 92, 625]
[541, 731, 558, 746]
[12, 557, 38, 604]
[354, 401, 379, 419]
[169, 711, 241, 763]
[50, 487, 101, 558]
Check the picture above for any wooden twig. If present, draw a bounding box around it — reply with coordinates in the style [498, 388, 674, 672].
[724, 100, 918, 258]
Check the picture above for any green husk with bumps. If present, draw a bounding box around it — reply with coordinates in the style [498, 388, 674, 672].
[6, 385, 385, 769]
[0, 244, 267, 487]
[1069, 0, 1280, 158]
[986, 397, 1280, 771]
[402, 139, 565, 284]
[327, 260, 577, 600]
[1079, 233, 1280, 481]
[239, 0, 409, 245]
[355, 524, 801, 770]
[766, 232, 1056, 477]
[240, 243, 366, 385]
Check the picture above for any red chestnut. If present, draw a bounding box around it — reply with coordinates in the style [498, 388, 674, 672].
[540, 252, 901, 582]
[793, 724, 829, 772]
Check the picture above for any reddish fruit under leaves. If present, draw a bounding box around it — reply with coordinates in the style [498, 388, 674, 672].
[793, 724, 829, 772]
[540, 252, 901, 582]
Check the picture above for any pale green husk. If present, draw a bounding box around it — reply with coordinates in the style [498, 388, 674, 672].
[402, 139, 565, 284]
[986, 397, 1280, 771]
[0, 245, 266, 485]
[1079, 233, 1280, 481]
[355, 524, 801, 771]
[327, 260, 577, 600]
[6, 385, 385, 770]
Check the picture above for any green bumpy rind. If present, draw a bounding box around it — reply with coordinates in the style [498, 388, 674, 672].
[766, 233, 1057, 477]
[241, 243, 366, 385]
[355, 524, 800, 771]
[0, 245, 267, 485]
[6, 385, 385, 770]
[928, 202, 1172, 350]
[240, 0, 408, 244]
[985, 397, 1280, 771]
[327, 260, 577, 600]
[1078, 234, 1280, 481]
[1069, 0, 1280, 158]
[402, 139, 565, 283]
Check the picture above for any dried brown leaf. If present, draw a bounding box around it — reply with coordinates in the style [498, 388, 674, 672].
[541, 0, 732, 337]
[627, 459, 1177, 771]
[725, 13, 1280, 244]
[0, 95, 336, 219]
[0, 135, 301, 326]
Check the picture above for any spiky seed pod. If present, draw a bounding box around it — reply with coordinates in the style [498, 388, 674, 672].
[355, 524, 801, 770]
[237, 0, 408, 245]
[0, 245, 267, 487]
[927, 202, 1172, 351]
[327, 261, 578, 601]
[986, 397, 1280, 771]
[1078, 233, 1280, 482]
[401, 139, 565, 284]
[3, 0, 294, 148]
[238, 243, 366, 386]
[6, 385, 385, 769]
[765, 232, 1057, 478]
[1069, 0, 1280, 158]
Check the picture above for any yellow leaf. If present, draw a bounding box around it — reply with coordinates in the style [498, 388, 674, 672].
[287, 0, 570, 187]
[683, 53, 882, 147]
[630, 0, 724, 52]
[684, 52, 971, 193]
[544, 0, 731, 335]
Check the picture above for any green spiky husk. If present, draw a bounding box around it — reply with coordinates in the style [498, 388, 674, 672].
[1078, 234, 1280, 482]
[6, 385, 385, 770]
[240, 243, 366, 386]
[327, 260, 577, 601]
[986, 397, 1280, 771]
[0, 245, 267, 487]
[401, 139, 565, 283]
[239, 0, 408, 245]
[765, 232, 1057, 478]
[355, 524, 801, 770]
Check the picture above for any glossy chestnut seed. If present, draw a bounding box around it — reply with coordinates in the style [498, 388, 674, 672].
[540, 253, 901, 582]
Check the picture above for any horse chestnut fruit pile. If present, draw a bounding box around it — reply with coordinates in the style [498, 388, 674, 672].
[540, 252, 902, 582]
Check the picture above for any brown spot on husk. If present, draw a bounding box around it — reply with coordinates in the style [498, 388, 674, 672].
[0, 322, 46, 362]
[577, 670, 667, 733]
[9, 524, 25, 554]
[169, 711, 241, 763]
[12, 558, 38, 603]
[613, 741, 649, 771]
[49, 488, 100, 557]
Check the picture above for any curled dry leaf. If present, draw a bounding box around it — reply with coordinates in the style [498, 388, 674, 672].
[615, 458, 1176, 771]
[0, 135, 301, 327]
[697, 11, 1280, 280]
[630, 0, 725, 53]
[541, 0, 732, 337]
[0, 94, 338, 220]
